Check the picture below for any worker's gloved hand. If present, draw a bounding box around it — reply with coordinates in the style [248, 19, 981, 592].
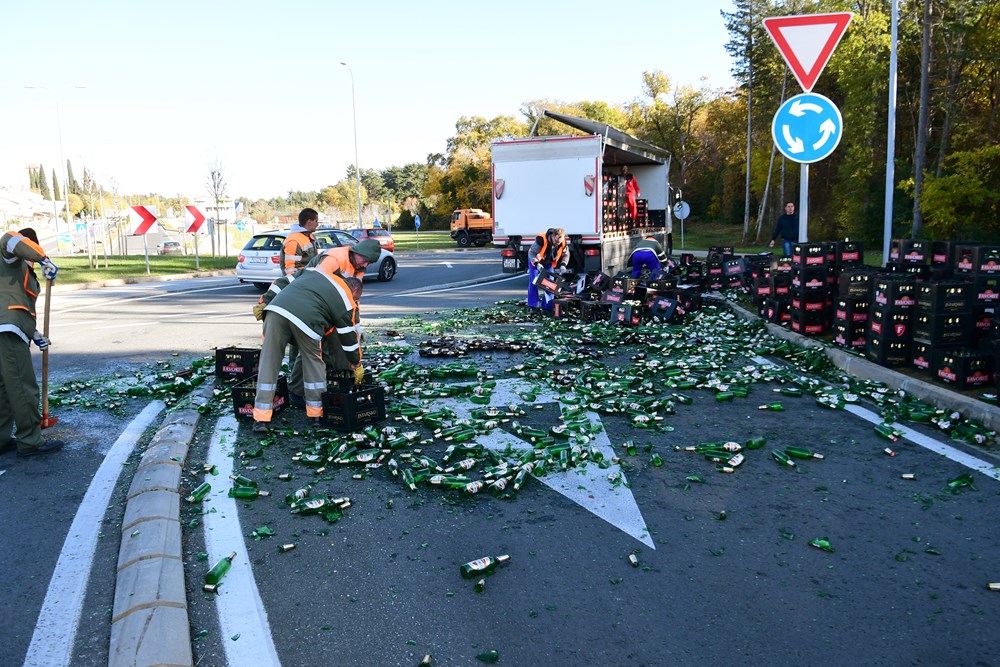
[353, 364, 365, 385]
[32, 330, 50, 350]
[40, 257, 59, 281]
[252, 303, 266, 321]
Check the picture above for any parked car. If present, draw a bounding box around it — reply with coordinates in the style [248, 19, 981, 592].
[236, 229, 398, 291]
[346, 227, 395, 253]
[156, 241, 183, 255]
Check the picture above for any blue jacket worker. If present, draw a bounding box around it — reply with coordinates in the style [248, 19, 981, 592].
[629, 236, 668, 280]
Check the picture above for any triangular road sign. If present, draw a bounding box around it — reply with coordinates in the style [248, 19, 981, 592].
[764, 12, 853, 93]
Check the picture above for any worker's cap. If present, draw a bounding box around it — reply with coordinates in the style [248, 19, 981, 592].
[351, 239, 382, 263]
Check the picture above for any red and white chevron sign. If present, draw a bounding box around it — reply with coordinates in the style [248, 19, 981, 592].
[129, 205, 158, 235]
[184, 205, 206, 233]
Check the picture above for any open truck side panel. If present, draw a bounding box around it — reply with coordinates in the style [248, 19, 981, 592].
[492, 111, 672, 276]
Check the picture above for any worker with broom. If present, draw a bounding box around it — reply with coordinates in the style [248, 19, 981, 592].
[0, 228, 65, 457]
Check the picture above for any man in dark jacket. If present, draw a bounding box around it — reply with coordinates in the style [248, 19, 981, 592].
[769, 202, 799, 256]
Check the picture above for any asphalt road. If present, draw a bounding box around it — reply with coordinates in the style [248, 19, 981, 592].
[3, 251, 999, 667]
[0, 248, 504, 666]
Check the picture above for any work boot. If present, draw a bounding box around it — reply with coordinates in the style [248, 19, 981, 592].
[18, 439, 65, 458]
[288, 392, 306, 408]
[252, 421, 270, 435]
[0, 437, 16, 455]
[308, 417, 324, 429]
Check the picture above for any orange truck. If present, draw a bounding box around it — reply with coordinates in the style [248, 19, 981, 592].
[450, 208, 494, 247]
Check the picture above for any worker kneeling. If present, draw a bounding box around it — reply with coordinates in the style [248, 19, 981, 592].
[629, 236, 669, 281]
[252, 269, 364, 434]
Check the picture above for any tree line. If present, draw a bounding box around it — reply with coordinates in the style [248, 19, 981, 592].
[27, 0, 999, 243]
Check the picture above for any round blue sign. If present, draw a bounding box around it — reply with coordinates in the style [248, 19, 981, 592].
[414, 214, 421, 230]
[771, 92, 843, 164]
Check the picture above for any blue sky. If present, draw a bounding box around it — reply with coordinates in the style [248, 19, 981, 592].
[1, 0, 737, 201]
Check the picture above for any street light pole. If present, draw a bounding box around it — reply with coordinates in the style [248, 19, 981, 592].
[340, 61, 363, 228]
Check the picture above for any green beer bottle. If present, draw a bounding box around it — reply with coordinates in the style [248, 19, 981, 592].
[785, 447, 824, 460]
[460, 554, 511, 579]
[186, 482, 211, 503]
[771, 450, 795, 467]
[204, 551, 236, 585]
[229, 474, 257, 488]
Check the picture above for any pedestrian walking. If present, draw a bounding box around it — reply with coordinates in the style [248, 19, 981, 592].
[0, 228, 65, 457]
[769, 202, 799, 256]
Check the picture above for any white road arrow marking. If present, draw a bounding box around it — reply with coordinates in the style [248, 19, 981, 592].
[432, 378, 655, 548]
[442, 262, 454, 268]
[782, 125, 805, 153]
[813, 118, 837, 150]
[790, 99, 824, 116]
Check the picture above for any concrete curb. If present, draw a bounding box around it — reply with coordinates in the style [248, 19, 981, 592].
[53, 269, 237, 294]
[728, 301, 1000, 433]
[108, 384, 216, 667]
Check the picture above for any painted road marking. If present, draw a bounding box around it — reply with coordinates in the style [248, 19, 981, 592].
[846, 404, 1000, 482]
[92, 321, 156, 330]
[393, 273, 525, 297]
[23, 401, 165, 667]
[52, 282, 248, 316]
[428, 378, 654, 548]
[204, 416, 280, 667]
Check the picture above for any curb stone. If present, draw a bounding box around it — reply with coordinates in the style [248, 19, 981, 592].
[109, 384, 216, 667]
[729, 300, 1000, 443]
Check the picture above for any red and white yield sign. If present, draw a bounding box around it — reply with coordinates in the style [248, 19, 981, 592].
[129, 205, 158, 235]
[763, 12, 853, 93]
[184, 205, 207, 233]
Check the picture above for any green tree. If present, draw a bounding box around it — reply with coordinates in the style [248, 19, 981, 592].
[67, 160, 81, 196]
[38, 163, 50, 200]
[52, 169, 61, 202]
[918, 144, 1000, 242]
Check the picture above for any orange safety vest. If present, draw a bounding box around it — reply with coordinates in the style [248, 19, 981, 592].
[534, 233, 565, 267]
[317, 246, 365, 279]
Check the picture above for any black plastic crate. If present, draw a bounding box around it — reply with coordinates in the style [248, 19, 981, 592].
[838, 267, 878, 298]
[834, 297, 870, 324]
[532, 268, 567, 295]
[751, 278, 773, 298]
[708, 246, 735, 260]
[886, 262, 931, 280]
[973, 305, 996, 339]
[648, 295, 678, 319]
[914, 280, 972, 314]
[832, 321, 867, 350]
[865, 335, 910, 367]
[723, 257, 747, 277]
[913, 311, 972, 345]
[930, 240, 973, 267]
[706, 260, 724, 277]
[231, 375, 288, 421]
[791, 294, 827, 313]
[551, 297, 581, 320]
[973, 275, 1000, 305]
[791, 266, 829, 293]
[610, 303, 645, 326]
[790, 309, 826, 335]
[955, 245, 1000, 275]
[933, 349, 995, 388]
[869, 305, 913, 341]
[790, 243, 827, 267]
[911, 340, 934, 374]
[873, 275, 917, 309]
[580, 300, 613, 323]
[889, 239, 930, 264]
[216, 347, 260, 382]
[772, 256, 794, 274]
[321, 384, 386, 431]
[836, 241, 864, 266]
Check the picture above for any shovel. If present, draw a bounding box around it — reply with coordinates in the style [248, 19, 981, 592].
[41, 277, 58, 429]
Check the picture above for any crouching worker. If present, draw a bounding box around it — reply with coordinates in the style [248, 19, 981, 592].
[251, 269, 363, 434]
[527, 227, 568, 310]
[629, 236, 669, 281]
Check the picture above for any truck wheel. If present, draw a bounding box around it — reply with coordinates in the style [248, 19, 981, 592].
[456, 232, 471, 247]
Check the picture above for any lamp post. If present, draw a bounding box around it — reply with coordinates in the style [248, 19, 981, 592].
[25, 84, 86, 248]
[340, 61, 363, 228]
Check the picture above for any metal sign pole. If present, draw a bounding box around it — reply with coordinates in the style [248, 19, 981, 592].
[142, 234, 150, 275]
[799, 164, 809, 243]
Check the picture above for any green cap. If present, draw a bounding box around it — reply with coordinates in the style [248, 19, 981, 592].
[352, 238, 382, 262]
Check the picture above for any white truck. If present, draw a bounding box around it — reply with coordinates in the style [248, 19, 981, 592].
[492, 110, 672, 276]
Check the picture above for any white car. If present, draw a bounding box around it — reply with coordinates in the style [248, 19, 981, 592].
[236, 229, 397, 291]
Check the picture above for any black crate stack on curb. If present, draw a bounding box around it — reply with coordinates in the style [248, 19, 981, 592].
[866, 274, 916, 367]
[789, 243, 830, 335]
[705, 246, 733, 291]
[932, 348, 995, 389]
[913, 280, 974, 377]
[832, 296, 869, 350]
[761, 255, 793, 325]
[888, 239, 931, 281]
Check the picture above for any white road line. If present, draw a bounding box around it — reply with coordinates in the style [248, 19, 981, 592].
[428, 378, 654, 548]
[204, 312, 250, 320]
[204, 416, 281, 667]
[53, 282, 248, 315]
[51, 320, 102, 328]
[22, 401, 165, 667]
[393, 273, 525, 296]
[159, 310, 220, 319]
[92, 321, 155, 330]
[845, 404, 1000, 481]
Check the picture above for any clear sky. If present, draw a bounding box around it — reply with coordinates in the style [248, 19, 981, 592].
[0, 0, 737, 201]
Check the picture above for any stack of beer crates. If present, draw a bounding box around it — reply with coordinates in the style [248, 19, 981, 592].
[789, 243, 830, 335]
[705, 246, 734, 291]
[887, 239, 931, 280]
[866, 274, 916, 367]
[910, 280, 975, 381]
[955, 244, 1000, 344]
[758, 254, 793, 325]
